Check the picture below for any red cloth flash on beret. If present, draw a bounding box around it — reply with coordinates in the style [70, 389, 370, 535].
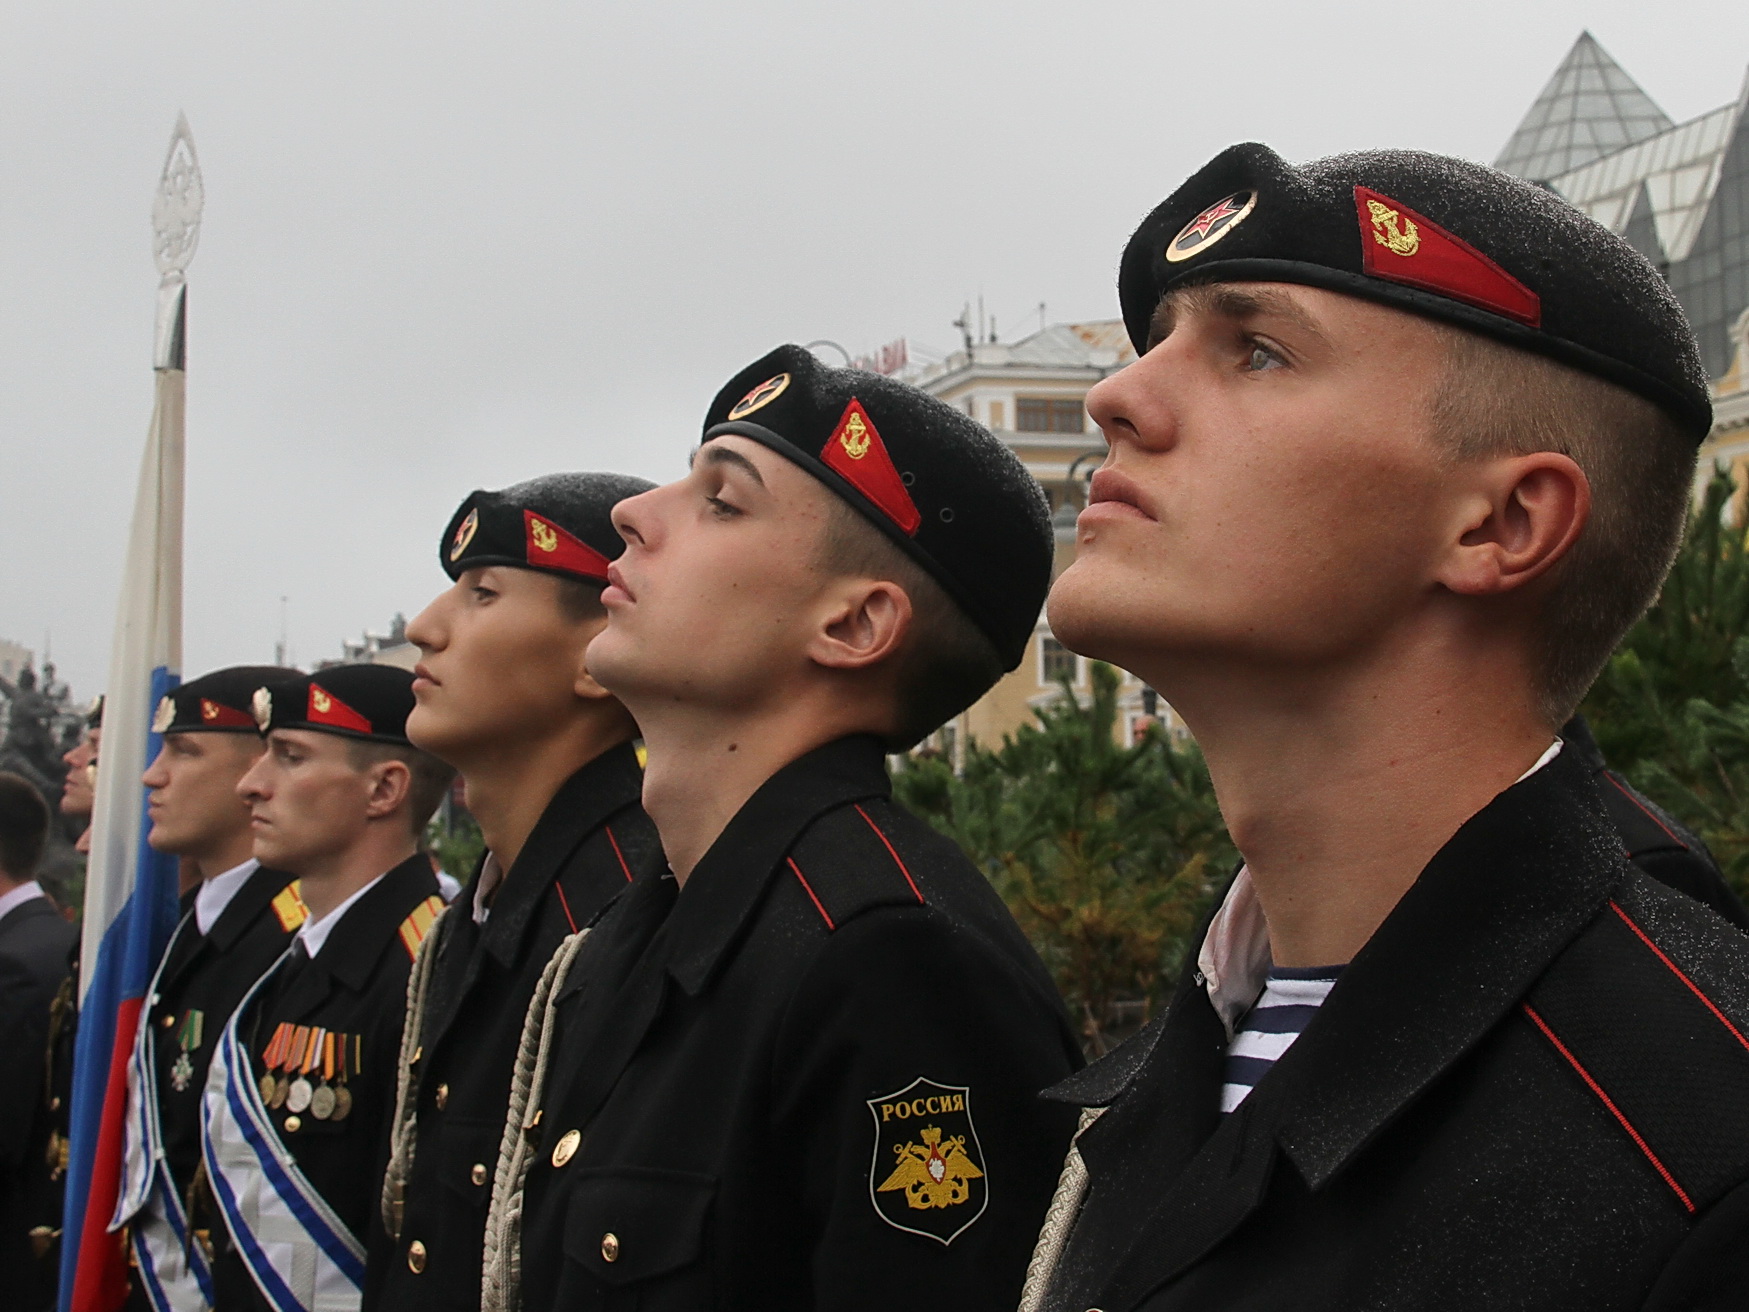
[199, 698, 254, 729]
[821, 400, 921, 536]
[307, 683, 373, 734]
[1355, 186, 1541, 328]
[523, 509, 612, 581]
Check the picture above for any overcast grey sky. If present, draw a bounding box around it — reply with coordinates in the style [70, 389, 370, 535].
[5, 2, 1748, 697]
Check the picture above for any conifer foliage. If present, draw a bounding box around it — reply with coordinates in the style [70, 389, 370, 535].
[1581, 469, 1749, 893]
[894, 663, 1234, 1053]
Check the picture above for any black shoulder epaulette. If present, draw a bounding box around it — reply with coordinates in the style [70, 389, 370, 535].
[1524, 873, 1749, 1216]
[784, 800, 927, 932]
[1596, 768, 1699, 858]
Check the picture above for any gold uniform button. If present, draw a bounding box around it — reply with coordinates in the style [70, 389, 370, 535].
[406, 1240, 427, 1274]
[470, 1163, 487, 1187]
[435, 1083, 449, 1110]
[551, 1128, 581, 1169]
[160, 1014, 176, 1029]
[600, 1232, 620, 1263]
[284, 1115, 302, 1133]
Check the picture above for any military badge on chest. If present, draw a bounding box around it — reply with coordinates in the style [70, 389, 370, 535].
[169, 1009, 204, 1092]
[867, 1078, 988, 1244]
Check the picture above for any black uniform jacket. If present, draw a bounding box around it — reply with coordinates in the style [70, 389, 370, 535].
[368, 743, 662, 1309]
[0, 891, 76, 1299]
[1038, 746, 1749, 1312]
[210, 855, 439, 1312]
[1563, 715, 1749, 930]
[143, 863, 301, 1208]
[516, 734, 1083, 1312]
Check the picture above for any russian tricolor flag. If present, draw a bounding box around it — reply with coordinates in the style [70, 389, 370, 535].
[59, 123, 196, 1309]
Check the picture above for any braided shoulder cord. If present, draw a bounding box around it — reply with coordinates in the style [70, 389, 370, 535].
[480, 927, 592, 1312]
[380, 902, 451, 1238]
[1017, 1105, 1105, 1312]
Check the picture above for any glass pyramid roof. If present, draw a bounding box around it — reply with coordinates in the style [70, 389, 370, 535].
[1495, 32, 1673, 181]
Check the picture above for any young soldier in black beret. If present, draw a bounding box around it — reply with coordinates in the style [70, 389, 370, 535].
[487, 347, 1082, 1312]
[108, 666, 304, 1311]
[1024, 143, 1749, 1312]
[201, 665, 451, 1312]
[0, 772, 75, 1307]
[364, 473, 664, 1309]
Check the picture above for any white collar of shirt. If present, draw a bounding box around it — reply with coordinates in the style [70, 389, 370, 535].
[194, 858, 259, 936]
[1197, 738, 1564, 1037]
[297, 873, 387, 958]
[472, 853, 506, 926]
[0, 880, 45, 922]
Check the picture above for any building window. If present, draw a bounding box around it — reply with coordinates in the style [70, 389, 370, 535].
[988, 400, 1006, 430]
[1016, 397, 1085, 433]
[1039, 635, 1079, 686]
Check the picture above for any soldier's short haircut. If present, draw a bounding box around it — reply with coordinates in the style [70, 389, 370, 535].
[0, 771, 51, 880]
[343, 741, 457, 838]
[1430, 326, 1696, 726]
[552, 575, 607, 626]
[816, 498, 1007, 751]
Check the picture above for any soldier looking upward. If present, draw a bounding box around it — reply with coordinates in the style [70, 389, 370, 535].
[488, 347, 1082, 1312]
[1024, 144, 1749, 1312]
[366, 472, 664, 1310]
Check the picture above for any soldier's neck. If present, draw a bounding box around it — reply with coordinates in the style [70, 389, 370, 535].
[1156, 626, 1551, 968]
[461, 712, 637, 874]
[636, 692, 879, 886]
[293, 828, 418, 921]
[184, 827, 258, 884]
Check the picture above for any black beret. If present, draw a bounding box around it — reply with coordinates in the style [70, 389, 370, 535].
[252, 665, 416, 745]
[703, 345, 1052, 669]
[440, 472, 656, 584]
[152, 666, 297, 736]
[86, 695, 104, 729]
[1119, 143, 1711, 439]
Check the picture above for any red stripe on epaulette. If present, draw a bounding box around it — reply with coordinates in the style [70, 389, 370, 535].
[788, 858, 835, 930]
[605, 824, 633, 883]
[1602, 775, 1686, 848]
[1522, 1002, 1694, 1213]
[398, 894, 445, 960]
[853, 804, 924, 904]
[1610, 901, 1749, 1053]
[554, 880, 579, 934]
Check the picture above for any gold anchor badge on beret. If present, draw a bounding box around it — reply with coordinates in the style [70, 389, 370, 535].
[151, 696, 176, 735]
[839, 411, 872, 460]
[530, 516, 559, 555]
[450, 507, 480, 561]
[1165, 189, 1258, 264]
[867, 1078, 988, 1245]
[727, 372, 790, 420]
[1366, 198, 1421, 257]
[252, 688, 273, 732]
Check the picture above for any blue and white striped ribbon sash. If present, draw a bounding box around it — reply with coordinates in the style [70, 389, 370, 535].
[110, 914, 214, 1309]
[200, 953, 365, 1312]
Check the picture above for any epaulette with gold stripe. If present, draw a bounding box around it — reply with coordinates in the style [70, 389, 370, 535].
[398, 894, 446, 961]
[272, 882, 309, 933]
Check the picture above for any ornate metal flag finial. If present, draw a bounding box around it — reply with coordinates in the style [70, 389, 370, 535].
[152, 114, 203, 281]
[152, 114, 202, 369]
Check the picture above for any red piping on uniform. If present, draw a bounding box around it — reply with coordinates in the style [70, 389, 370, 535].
[605, 824, 634, 883]
[788, 859, 835, 929]
[854, 804, 924, 904]
[554, 881, 579, 934]
[1602, 774, 1685, 847]
[1522, 1003, 1694, 1213]
[1610, 900, 1749, 1054]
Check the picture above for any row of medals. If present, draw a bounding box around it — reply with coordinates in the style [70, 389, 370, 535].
[259, 1023, 354, 1121]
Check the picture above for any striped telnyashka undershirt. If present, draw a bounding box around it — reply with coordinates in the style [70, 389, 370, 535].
[1220, 966, 1342, 1114]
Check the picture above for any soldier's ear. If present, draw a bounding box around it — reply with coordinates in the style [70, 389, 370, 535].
[363, 757, 412, 819]
[809, 578, 911, 673]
